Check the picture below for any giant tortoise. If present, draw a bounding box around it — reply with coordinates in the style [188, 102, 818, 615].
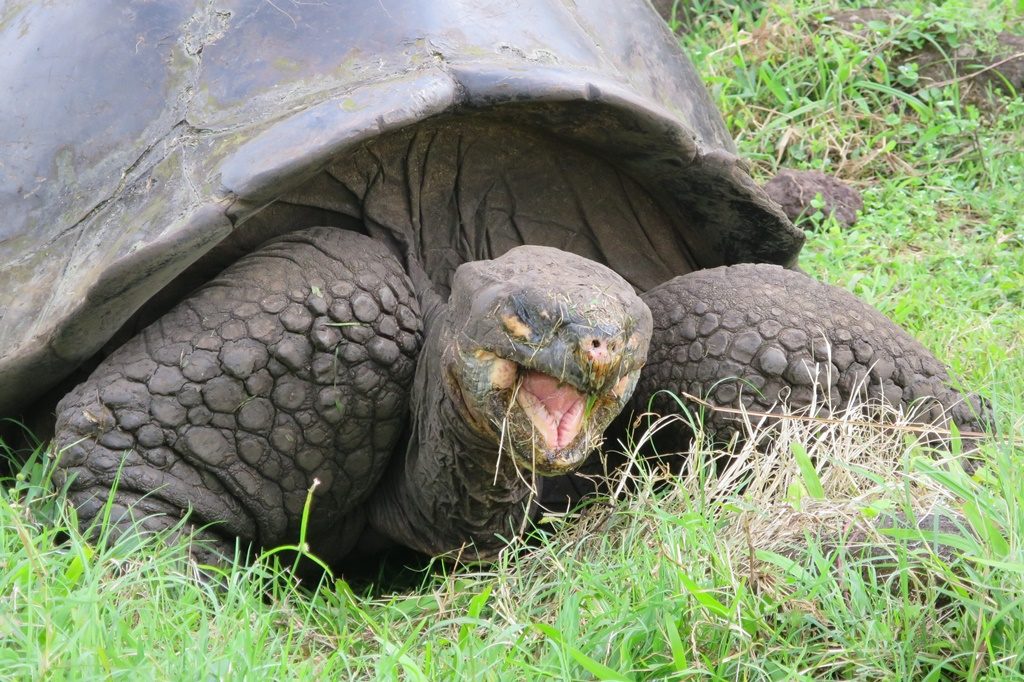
[0, 0, 986, 563]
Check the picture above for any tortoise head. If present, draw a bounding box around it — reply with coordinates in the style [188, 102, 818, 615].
[443, 246, 652, 475]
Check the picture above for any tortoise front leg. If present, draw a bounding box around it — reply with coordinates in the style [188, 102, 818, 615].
[53, 227, 422, 563]
[632, 264, 989, 449]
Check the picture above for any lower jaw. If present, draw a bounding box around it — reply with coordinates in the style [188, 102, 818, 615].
[508, 433, 593, 475]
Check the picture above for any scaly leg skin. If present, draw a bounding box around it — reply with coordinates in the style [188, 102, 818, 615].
[633, 264, 990, 451]
[53, 227, 422, 563]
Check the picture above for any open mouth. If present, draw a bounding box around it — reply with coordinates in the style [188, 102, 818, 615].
[515, 370, 586, 451]
[451, 348, 634, 473]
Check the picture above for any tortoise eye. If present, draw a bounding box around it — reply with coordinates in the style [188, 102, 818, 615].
[501, 313, 532, 340]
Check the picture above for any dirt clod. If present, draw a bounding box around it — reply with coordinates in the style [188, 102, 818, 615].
[763, 168, 863, 228]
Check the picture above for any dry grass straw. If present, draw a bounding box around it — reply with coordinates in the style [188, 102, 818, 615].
[538, 372, 980, 594]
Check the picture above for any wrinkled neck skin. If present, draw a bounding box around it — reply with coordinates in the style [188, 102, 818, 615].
[366, 301, 537, 559]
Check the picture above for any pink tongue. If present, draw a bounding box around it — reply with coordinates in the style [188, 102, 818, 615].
[517, 370, 586, 450]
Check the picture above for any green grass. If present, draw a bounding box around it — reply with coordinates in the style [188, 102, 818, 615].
[3, 1, 1023, 679]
